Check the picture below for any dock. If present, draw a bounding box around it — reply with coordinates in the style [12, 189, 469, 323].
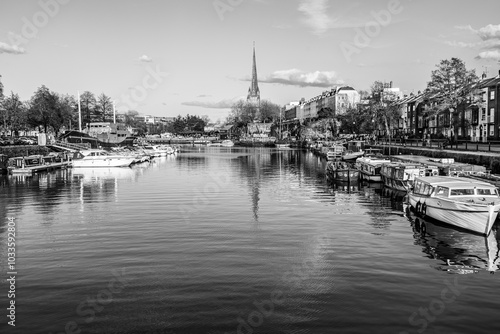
[7, 154, 72, 175]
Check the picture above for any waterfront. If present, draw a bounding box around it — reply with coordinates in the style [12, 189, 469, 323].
[0, 147, 499, 334]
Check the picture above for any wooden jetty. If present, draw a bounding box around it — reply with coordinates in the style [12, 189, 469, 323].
[7, 154, 71, 175]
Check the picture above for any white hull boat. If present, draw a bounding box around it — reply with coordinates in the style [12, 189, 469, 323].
[408, 176, 500, 235]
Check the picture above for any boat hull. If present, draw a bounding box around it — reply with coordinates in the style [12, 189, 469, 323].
[408, 193, 500, 235]
[73, 157, 134, 168]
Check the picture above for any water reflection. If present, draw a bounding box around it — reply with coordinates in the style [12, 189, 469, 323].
[406, 204, 500, 274]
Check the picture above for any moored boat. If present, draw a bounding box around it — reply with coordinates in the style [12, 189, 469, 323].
[380, 162, 439, 192]
[221, 139, 235, 147]
[326, 145, 345, 160]
[72, 149, 135, 168]
[326, 160, 360, 183]
[355, 156, 392, 182]
[408, 176, 500, 235]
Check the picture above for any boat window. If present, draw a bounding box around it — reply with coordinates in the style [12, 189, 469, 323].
[435, 186, 449, 197]
[423, 184, 434, 195]
[450, 188, 475, 196]
[414, 181, 424, 194]
[477, 188, 496, 196]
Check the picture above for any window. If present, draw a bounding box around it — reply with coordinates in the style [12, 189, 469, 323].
[435, 186, 449, 197]
[490, 90, 495, 100]
[477, 188, 496, 196]
[482, 108, 486, 121]
[450, 189, 475, 196]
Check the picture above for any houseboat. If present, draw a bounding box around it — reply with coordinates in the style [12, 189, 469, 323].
[326, 160, 360, 183]
[7, 153, 71, 175]
[0, 154, 8, 174]
[355, 156, 392, 182]
[326, 145, 345, 160]
[342, 140, 365, 161]
[408, 176, 500, 235]
[380, 162, 439, 192]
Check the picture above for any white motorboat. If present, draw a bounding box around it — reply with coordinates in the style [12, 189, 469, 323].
[221, 140, 234, 147]
[72, 149, 135, 168]
[408, 176, 500, 235]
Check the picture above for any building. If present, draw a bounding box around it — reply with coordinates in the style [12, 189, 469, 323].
[247, 43, 260, 113]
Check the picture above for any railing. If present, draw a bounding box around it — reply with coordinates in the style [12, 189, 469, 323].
[50, 140, 90, 151]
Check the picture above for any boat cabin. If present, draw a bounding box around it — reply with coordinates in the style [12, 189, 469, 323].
[412, 176, 500, 204]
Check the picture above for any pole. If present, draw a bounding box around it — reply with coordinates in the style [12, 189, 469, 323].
[113, 101, 116, 124]
[77, 91, 82, 132]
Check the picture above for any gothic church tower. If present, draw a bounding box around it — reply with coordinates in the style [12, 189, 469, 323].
[247, 43, 260, 108]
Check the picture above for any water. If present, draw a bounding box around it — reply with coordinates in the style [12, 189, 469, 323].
[0, 147, 499, 334]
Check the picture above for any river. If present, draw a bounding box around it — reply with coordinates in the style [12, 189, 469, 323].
[0, 146, 499, 334]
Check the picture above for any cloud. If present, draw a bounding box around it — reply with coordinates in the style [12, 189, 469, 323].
[197, 94, 212, 98]
[452, 24, 500, 61]
[138, 54, 152, 62]
[298, 0, 332, 35]
[0, 42, 26, 54]
[255, 68, 344, 87]
[475, 50, 500, 60]
[182, 97, 244, 109]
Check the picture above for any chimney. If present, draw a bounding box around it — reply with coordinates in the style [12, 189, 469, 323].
[482, 72, 487, 79]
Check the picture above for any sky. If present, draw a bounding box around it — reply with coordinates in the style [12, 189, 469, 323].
[1, 0, 500, 123]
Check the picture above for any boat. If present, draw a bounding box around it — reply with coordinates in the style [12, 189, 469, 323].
[0, 154, 8, 174]
[408, 176, 500, 235]
[326, 145, 345, 160]
[326, 160, 360, 183]
[342, 140, 365, 161]
[6, 153, 71, 175]
[60, 122, 136, 148]
[275, 139, 290, 149]
[391, 155, 487, 177]
[380, 162, 439, 192]
[355, 156, 392, 182]
[342, 149, 364, 161]
[221, 140, 234, 147]
[72, 149, 135, 168]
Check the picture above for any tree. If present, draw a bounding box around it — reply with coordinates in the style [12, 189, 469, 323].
[426, 57, 478, 141]
[28, 85, 58, 133]
[96, 93, 113, 122]
[79, 91, 96, 126]
[53, 94, 78, 134]
[366, 80, 402, 137]
[2, 92, 27, 136]
[227, 100, 257, 125]
[258, 100, 280, 123]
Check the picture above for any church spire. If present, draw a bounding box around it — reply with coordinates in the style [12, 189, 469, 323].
[247, 42, 260, 106]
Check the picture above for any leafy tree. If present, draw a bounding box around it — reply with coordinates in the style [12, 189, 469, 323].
[259, 100, 280, 123]
[79, 91, 96, 126]
[28, 85, 57, 133]
[426, 57, 478, 141]
[54, 94, 78, 134]
[96, 93, 113, 122]
[227, 100, 257, 125]
[2, 92, 27, 136]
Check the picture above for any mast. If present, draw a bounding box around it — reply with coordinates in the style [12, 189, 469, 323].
[77, 91, 82, 132]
